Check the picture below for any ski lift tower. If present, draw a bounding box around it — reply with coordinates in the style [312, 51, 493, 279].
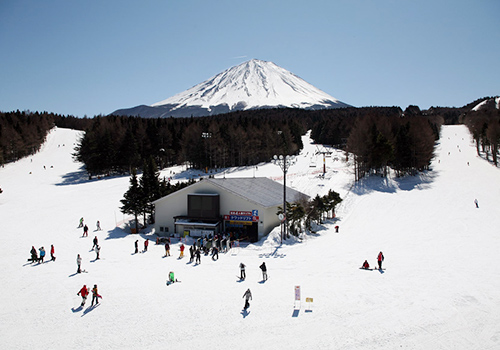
[315, 145, 332, 176]
[273, 154, 296, 243]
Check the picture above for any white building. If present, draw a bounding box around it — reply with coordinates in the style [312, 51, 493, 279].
[153, 177, 309, 242]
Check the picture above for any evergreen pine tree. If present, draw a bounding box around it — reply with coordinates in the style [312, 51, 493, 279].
[120, 168, 144, 233]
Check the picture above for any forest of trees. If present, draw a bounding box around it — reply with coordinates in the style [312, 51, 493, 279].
[1, 104, 469, 181]
[463, 108, 500, 166]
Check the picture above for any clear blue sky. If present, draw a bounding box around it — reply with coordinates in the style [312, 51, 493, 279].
[1, 0, 499, 117]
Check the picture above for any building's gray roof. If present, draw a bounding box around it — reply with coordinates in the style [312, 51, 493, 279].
[206, 177, 308, 208]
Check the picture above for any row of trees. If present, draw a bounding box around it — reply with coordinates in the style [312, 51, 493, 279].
[464, 108, 500, 166]
[0, 110, 54, 164]
[74, 111, 306, 177]
[279, 189, 343, 237]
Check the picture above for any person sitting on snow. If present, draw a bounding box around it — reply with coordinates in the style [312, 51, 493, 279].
[362, 260, 370, 269]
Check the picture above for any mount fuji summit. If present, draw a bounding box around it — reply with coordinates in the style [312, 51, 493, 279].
[112, 59, 351, 118]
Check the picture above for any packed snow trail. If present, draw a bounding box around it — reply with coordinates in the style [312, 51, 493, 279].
[0, 125, 499, 349]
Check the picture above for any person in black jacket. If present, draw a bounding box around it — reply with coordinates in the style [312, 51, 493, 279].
[259, 262, 267, 281]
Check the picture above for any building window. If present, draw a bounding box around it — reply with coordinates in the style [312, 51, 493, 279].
[160, 226, 164, 232]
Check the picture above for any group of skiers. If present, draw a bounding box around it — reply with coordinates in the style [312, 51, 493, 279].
[77, 284, 102, 307]
[239, 262, 267, 281]
[28, 245, 56, 263]
[361, 251, 385, 270]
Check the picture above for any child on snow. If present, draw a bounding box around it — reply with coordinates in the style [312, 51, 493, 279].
[361, 260, 370, 269]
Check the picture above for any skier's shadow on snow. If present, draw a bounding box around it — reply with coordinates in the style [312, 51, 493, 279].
[241, 309, 250, 318]
[81, 304, 100, 316]
[71, 306, 83, 313]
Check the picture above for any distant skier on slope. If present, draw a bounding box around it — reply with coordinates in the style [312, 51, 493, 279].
[179, 244, 185, 258]
[377, 251, 384, 270]
[361, 260, 370, 269]
[92, 236, 98, 250]
[134, 240, 138, 254]
[77, 285, 89, 307]
[242, 288, 252, 310]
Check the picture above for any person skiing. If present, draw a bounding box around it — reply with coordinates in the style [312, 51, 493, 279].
[78, 217, 84, 228]
[38, 247, 46, 263]
[242, 288, 252, 310]
[474, 199, 479, 208]
[144, 239, 149, 252]
[179, 244, 185, 258]
[50, 245, 56, 261]
[95, 245, 100, 260]
[91, 284, 101, 306]
[134, 240, 138, 254]
[96, 220, 101, 231]
[239, 262, 246, 280]
[165, 242, 170, 257]
[259, 262, 267, 281]
[92, 236, 98, 250]
[83, 224, 89, 237]
[29, 246, 38, 263]
[377, 251, 384, 270]
[77, 285, 89, 307]
[361, 260, 370, 269]
[77, 254, 82, 273]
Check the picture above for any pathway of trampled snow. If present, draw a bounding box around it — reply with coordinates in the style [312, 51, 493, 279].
[0, 125, 499, 349]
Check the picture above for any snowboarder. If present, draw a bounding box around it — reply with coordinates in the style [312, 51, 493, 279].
[77, 285, 89, 307]
[78, 217, 84, 228]
[38, 247, 46, 263]
[92, 236, 98, 249]
[195, 249, 201, 264]
[94, 245, 100, 260]
[361, 260, 370, 269]
[144, 239, 149, 252]
[50, 245, 56, 261]
[134, 240, 138, 254]
[259, 262, 267, 281]
[377, 251, 384, 270]
[335, 225, 339, 233]
[165, 242, 170, 256]
[29, 246, 38, 263]
[91, 284, 101, 306]
[96, 220, 101, 231]
[77, 254, 82, 273]
[242, 288, 252, 310]
[474, 199, 479, 208]
[179, 244, 185, 258]
[83, 224, 89, 237]
[239, 263, 246, 280]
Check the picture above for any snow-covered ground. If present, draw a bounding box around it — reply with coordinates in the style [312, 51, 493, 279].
[1, 125, 499, 349]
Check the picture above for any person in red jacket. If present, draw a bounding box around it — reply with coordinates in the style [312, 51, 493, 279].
[50, 245, 56, 261]
[362, 260, 370, 269]
[377, 251, 384, 270]
[179, 244, 185, 258]
[77, 285, 89, 307]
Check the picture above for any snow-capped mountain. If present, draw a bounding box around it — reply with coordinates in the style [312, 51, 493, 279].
[112, 59, 350, 118]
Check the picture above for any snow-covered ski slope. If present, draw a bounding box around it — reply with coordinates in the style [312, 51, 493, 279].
[0, 125, 499, 349]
